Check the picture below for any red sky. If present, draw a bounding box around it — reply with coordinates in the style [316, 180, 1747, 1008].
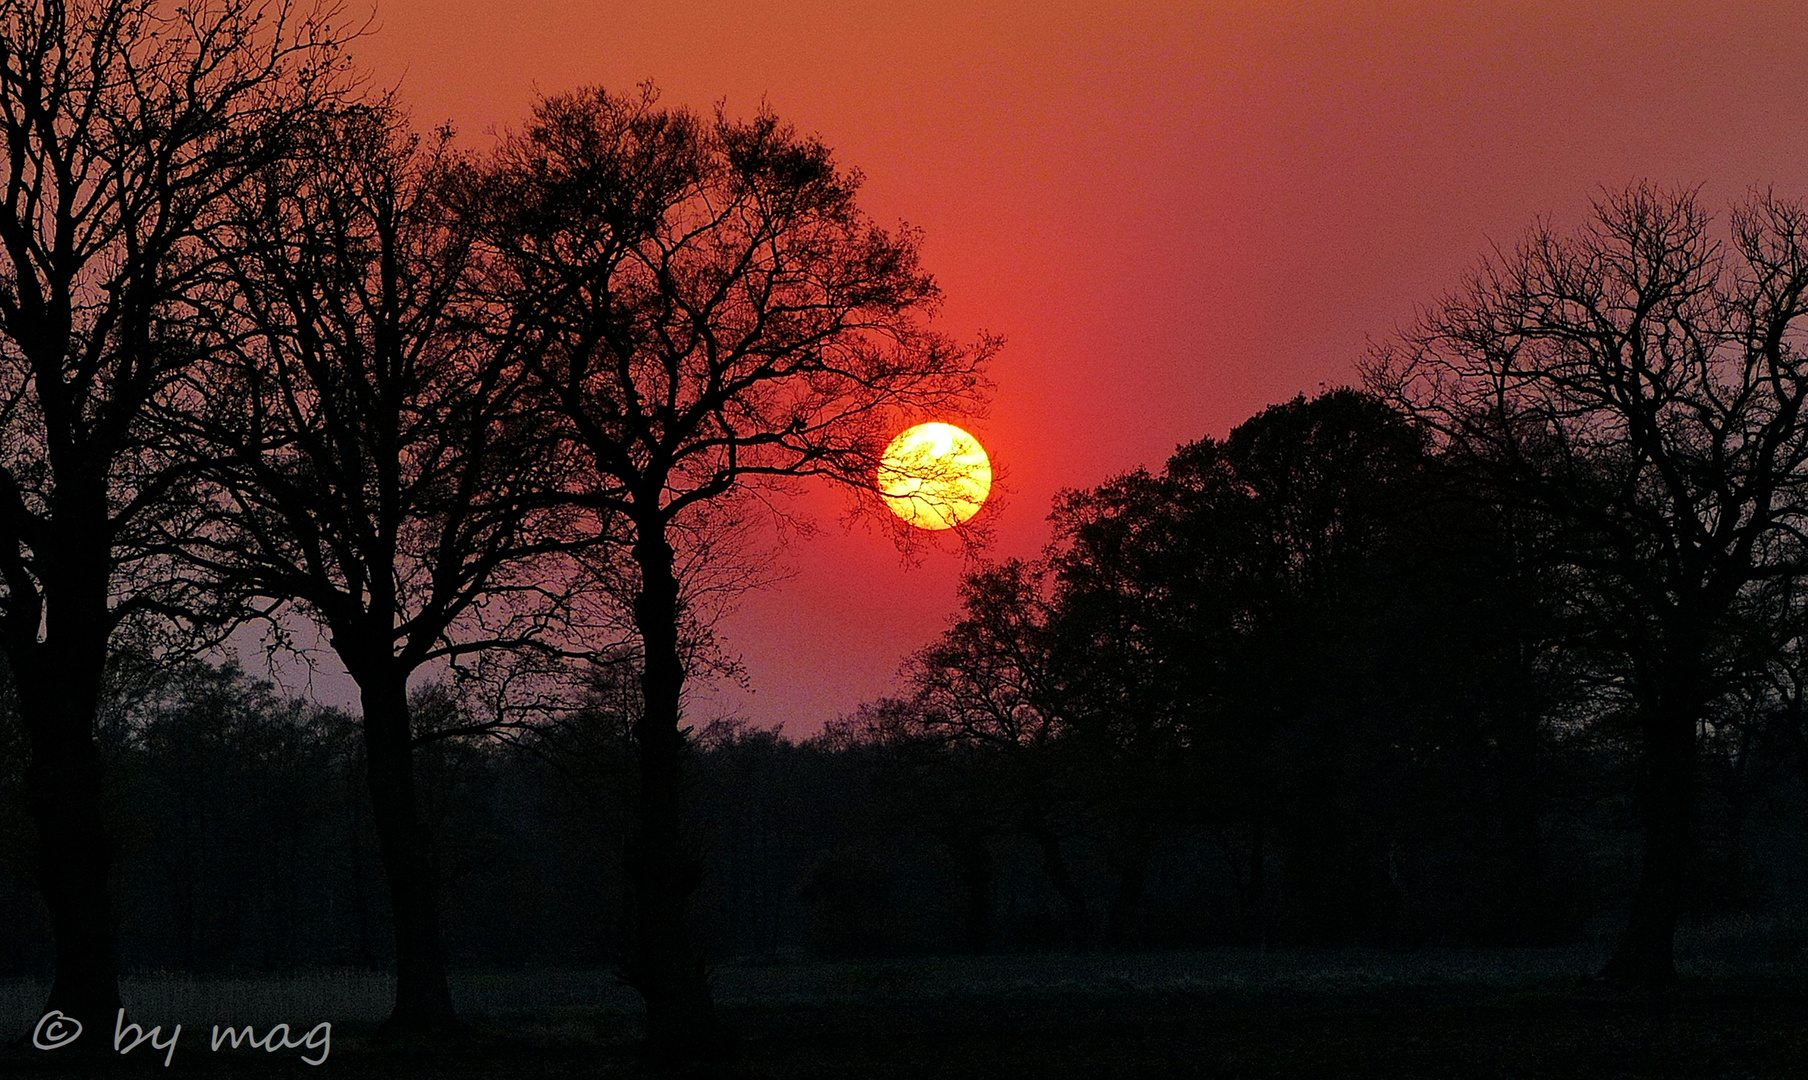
[343, 0, 1808, 734]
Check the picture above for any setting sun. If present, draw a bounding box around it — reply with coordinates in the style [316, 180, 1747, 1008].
[877, 422, 992, 530]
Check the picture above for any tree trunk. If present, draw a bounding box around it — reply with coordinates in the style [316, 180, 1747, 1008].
[1247, 815, 1267, 948]
[6, 534, 121, 1040]
[623, 525, 736, 1067]
[13, 644, 120, 1036]
[1106, 828, 1152, 950]
[1786, 706, 1808, 826]
[1601, 684, 1699, 984]
[1278, 771, 1362, 947]
[947, 832, 993, 953]
[1497, 695, 1550, 944]
[356, 671, 458, 1032]
[1024, 809, 1088, 949]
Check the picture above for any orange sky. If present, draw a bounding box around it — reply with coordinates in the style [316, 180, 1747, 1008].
[344, 0, 1808, 733]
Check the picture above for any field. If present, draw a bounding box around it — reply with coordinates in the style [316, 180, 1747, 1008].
[3, 947, 1807, 1077]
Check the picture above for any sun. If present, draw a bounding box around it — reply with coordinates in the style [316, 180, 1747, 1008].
[877, 422, 993, 530]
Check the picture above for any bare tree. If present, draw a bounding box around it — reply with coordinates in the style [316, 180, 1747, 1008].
[0, 0, 349, 1027]
[1364, 184, 1808, 981]
[465, 86, 993, 1063]
[169, 101, 600, 1031]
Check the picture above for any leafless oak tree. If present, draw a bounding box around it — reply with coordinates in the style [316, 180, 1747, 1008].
[1364, 184, 1808, 982]
[0, 0, 350, 1028]
[464, 86, 993, 1063]
[170, 101, 604, 1031]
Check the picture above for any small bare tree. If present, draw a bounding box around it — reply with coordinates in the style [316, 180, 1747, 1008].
[0, 0, 350, 1027]
[1364, 184, 1808, 981]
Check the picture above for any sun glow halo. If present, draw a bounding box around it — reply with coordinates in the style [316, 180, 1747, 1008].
[878, 422, 992, 530]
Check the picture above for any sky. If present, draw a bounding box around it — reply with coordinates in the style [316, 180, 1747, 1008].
[329, 0, 1808, 734]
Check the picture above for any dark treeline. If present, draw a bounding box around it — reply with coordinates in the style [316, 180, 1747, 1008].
[5, 393, 1808, 974]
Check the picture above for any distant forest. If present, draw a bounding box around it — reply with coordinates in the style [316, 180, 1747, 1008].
[6, 387, 1808, 973]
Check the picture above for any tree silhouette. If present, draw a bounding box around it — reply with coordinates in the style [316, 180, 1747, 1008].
[1366, 184, 1808, 981]
[1042, 391, 1444, 944]
[464, 86, 991, 1063]
[904, 561, 1091, 945]
[0, 0, 349, 1029]
[171, 102, 595, 1031]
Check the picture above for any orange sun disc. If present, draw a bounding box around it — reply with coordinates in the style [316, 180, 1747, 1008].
[877, 422, 992, 530]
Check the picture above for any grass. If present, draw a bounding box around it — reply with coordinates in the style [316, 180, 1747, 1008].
[1, 948, 1615, 1037]
[2, 946, 1807, 1076]
[712, 945, 1611, 1002]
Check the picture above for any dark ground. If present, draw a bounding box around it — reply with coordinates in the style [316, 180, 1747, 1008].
[737, 980, 1808, 1079]
[5, 956, 1808, 1078]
